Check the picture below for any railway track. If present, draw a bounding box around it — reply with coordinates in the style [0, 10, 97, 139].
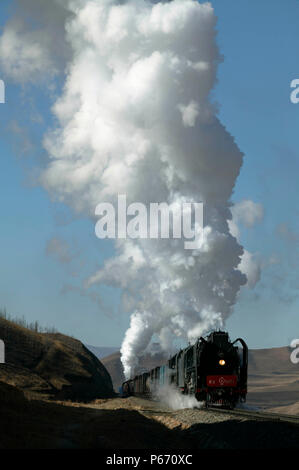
[135, 399, 299, 425]
[205, 405, 299, 424]
[117, 398, 299, 447]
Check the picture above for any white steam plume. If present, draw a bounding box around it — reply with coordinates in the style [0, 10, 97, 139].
[1, 0, 256, 379]
[228, 199, 263, 288]
[155, 384, 203, 410]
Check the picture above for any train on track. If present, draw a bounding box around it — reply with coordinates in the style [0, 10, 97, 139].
[122, 331, 248, 408]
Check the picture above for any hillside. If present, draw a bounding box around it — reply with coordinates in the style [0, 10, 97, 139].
[101, 351, 168, 391]
[247, 347, 299, 413]
[102, 346, 299, 413]
[0, 317, 114, 401]
[101, 352, 124, 391]
[248, 346, 297, 375]
[85, 345, 119, 359]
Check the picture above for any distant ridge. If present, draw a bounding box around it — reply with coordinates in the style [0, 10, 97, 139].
[102, 351, 168, 390]
[85, 345, 119, 359]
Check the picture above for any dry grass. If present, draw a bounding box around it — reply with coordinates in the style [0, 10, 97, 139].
[0, 384, 194, 449]
[0, 317, 114, 401]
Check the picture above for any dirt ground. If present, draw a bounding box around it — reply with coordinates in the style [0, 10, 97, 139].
[1, 392, 299, 449]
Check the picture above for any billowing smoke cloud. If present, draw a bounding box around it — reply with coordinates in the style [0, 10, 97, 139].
[228, 200, 263, 288]
[0, 0, 70, 83]
[229, 199, 264, 240]
[0, 0, 260, 379]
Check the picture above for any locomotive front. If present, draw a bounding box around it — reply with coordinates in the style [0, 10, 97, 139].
[196, 331, 248, 407]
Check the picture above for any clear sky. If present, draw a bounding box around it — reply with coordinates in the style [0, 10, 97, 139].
[0, 0, 299, 349]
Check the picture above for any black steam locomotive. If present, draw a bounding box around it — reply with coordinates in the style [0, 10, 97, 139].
[122, 331, 248, 408]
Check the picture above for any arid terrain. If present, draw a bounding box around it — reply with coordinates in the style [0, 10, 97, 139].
[0, 317, 114, 400]
[1, 385, 299, 449]
[1, 317, 299, 449]
[247, 347, 299, 414]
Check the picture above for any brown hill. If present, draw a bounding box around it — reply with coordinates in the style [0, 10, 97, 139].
[248, 346, 297, 376]
[85, 345, 119, 359]
[247, 346, 299, 412]
[0, 317, 114, 401]
[102, 346, 299, 413]
[101, 351, 167, 391]
[101, 351, 125, 391]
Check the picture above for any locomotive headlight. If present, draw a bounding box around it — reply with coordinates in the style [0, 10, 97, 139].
[219, 359, 226, 366]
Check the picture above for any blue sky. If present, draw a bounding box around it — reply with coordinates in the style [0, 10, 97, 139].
[0, 0, 299, 349]
[212, 0, 299, 347]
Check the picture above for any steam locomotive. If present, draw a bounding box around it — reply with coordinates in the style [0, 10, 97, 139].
[122, 331, 248, 408]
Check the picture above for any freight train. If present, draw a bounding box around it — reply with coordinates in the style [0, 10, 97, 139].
[122, 331, 248, 408]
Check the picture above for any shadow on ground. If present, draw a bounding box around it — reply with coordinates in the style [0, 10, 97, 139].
[1, 383, 299, 449]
